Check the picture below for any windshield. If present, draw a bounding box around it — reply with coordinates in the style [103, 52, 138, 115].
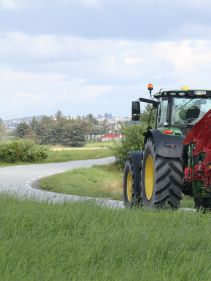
[171, 97, 211, 126]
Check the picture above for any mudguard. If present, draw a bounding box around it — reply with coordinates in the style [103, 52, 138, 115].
[144, 129, 184, 158]
[128, 151, 143, 168]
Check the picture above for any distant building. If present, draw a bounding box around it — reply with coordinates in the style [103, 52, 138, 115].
[101, 133, 122, 142]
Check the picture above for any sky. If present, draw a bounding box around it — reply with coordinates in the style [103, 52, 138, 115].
[1, 0, 211, 119]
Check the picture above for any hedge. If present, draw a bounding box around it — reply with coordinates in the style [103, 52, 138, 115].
[0, 140, 48, 163]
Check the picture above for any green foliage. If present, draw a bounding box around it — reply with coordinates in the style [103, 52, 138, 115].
[112, 124, 145, 166]
[140, 104, 156, 127]
[112, 105, 157, 167]
[61, 123, 86, 147]
[0, 140, 48, 162]
[0, 118, 6, 138]
[14, 122, 31, 138]
[0, 196, 211, 281]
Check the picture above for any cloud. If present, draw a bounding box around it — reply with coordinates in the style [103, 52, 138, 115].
[130, 0, 211, 10]
[0, 0, 28, 10]
[0, 0, 210, 10]
[71, 0, 102, 8]
[2, 32, 211, 83]
[1, 0, 211, 41]
[1, 32, 211, 118]
[0, 0, 103, 10]
[0, 68, 112, 118]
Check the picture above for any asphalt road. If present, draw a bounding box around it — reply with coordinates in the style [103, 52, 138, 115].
[0, 158, 196, 211]
[0, 157, 124, 208]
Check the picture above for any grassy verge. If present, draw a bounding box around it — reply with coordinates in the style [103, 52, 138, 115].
[0, 195, 211, 281]
[40, 164, 195, 208]
[40, 164, 122, 200]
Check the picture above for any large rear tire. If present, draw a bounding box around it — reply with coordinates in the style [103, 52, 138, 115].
[142, 138, 183, 208]
[123, 152, 142, 207]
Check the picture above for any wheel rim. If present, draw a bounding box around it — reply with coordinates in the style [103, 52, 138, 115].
[145, 154, 154, 200]
[127, 171, 133, 202]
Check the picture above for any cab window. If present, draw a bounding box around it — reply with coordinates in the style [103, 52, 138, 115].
[157, 99, 168, 127]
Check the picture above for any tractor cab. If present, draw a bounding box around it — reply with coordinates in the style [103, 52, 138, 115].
[132, 86, 211, 135]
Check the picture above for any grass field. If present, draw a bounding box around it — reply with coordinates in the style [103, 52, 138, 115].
[50, 142, 113, 151]
[85, 141, 114, 148]
[43, 148, 113, 163]
[0, 195, 211, 281]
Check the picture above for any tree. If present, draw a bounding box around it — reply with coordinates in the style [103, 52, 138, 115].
[112, 105, 156, 167]
[62, 123, 86, 147]
[0, 118, 6, 138]
[140, 104, 156, 128]
[33, 116, 55, 144]
[15, 122, 31, 138]
[112, 124, 145, 167]
[55, 110, 63, 122]
[84, 114, 99, 140]
[15, 112, 88, 147]
[31, 117, 39, 131]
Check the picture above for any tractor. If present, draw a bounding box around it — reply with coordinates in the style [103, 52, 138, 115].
[123, 84, 211, 209]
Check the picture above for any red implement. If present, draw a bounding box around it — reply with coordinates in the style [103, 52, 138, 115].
[183, 110, 211, 162]
[183, 110, 211, 187]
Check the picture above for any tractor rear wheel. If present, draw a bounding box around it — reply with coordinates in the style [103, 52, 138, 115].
[123, 153, 142, 207]
[141, 138, 183, 208]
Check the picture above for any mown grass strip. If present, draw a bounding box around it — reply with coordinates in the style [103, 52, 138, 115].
[0, 195, 210, 281]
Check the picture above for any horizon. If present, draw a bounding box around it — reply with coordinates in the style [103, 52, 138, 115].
[2, 111, 130, 121]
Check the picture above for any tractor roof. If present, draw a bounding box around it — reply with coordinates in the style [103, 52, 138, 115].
[154, 89, 211, 98]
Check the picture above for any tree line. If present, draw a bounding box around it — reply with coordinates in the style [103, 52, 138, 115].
[14, 111, 111, 147]
[0, 104, 154, 151]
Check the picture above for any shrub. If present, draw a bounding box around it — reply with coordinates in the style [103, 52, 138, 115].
[112, 124, 145, 167]
[0, 140, 48, 163]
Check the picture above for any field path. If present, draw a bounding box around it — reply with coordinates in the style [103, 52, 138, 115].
[0, 157, 124, 208]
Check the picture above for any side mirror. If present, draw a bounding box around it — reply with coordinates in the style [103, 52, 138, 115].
[132, 101, 140, 121]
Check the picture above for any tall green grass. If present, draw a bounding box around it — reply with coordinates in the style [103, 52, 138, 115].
[0, 195, 211, 281]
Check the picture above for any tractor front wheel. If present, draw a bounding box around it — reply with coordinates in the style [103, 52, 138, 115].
[123, 154, 142, 207]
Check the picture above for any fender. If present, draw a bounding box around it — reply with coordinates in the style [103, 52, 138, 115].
[144, 129, 184, 158]
[128, 151, 143, 169]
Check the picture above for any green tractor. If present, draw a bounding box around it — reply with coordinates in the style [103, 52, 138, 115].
[123, 84, 211, 209]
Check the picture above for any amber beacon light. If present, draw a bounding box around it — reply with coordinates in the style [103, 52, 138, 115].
[148, 83, 153, 91]
[147, 83, 154, 97]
